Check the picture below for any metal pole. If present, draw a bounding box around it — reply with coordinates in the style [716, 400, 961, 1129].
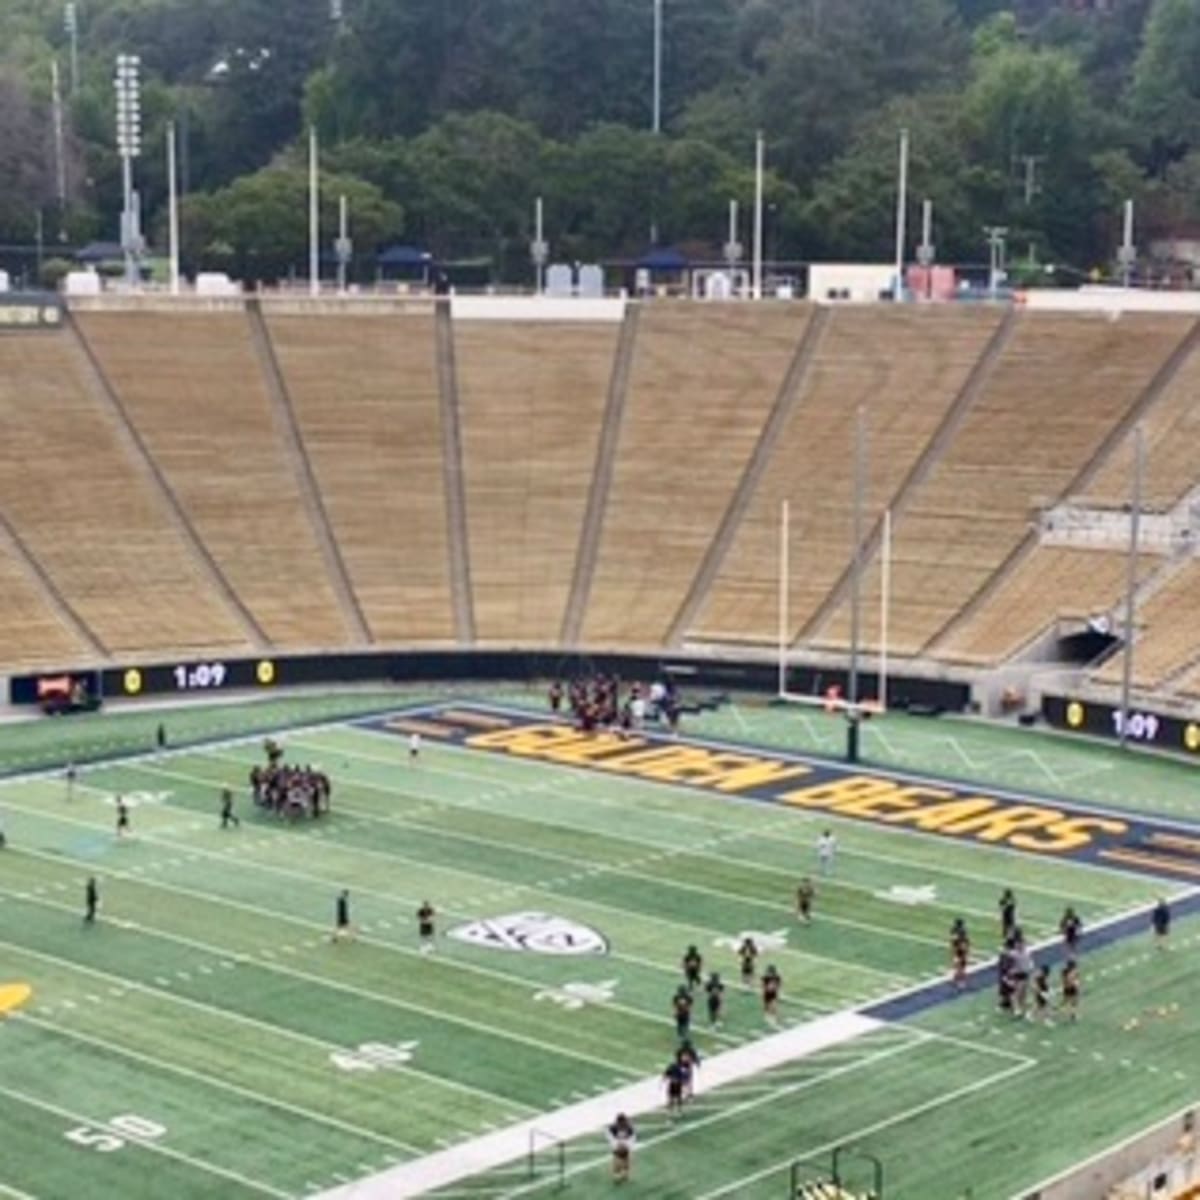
[535, 195, 546, 294]
[652, 0, 663, 134]
[1120, 200, 1135, 289]
[309, 126, 319, 297]
[337, 193, 348, 294]
[51, 60, 67, 230]
[753, 131, 765, 300]
[121, 151, 135, 286]
[879, 507, 891, 712]
[1118, 425, 1144, 749]
[893, 128, 909, 302]
[778, 499, 790, 697]
[167, 121, 180, 295]
[849, 404, 867, 709]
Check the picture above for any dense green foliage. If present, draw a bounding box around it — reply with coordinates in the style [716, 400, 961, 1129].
[2, 0, 1199, 282]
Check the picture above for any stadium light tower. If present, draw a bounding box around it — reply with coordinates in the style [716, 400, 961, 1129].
[114, 54, 144, 289]
[652, 0, 663, 134]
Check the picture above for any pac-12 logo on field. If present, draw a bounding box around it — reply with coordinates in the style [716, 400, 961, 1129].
[448, 912, 609, 956]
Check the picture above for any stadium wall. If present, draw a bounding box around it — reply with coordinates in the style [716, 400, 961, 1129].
[6, 649, 971, 713]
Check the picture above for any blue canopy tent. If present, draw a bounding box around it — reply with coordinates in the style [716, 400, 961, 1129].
[376, 244, 435, 284]
[637, 247, 689, 274]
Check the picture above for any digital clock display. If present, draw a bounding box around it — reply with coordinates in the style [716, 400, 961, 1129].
[173, 662, 229, 690]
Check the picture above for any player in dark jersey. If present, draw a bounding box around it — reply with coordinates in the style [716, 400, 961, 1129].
[1153, 898, 1171, 947]
[1033, 964, 1052, 1024]
[997, 938, 1015, 1013]
[705, 971, 725, 1028]
[682, 945, 703, 991]
[606, 1113, 636, 1182]
[672, 987, 693, 1041]
[738, 936, 758, 990]
[676, 1041, 701, 1100]
[220, 786, 240, 830]
[84, 876, 98, 924]
[115, 796, 130, 838]
[762, 965, 782, 1025]
[796, 878, 815, 925]
[950, 918, 970, 991]
[1060, 906, 1082, 955]
[999, 888, 1017, 941]
[418, 902, 436, 954]
[1061, 959, 1080, 1020]
[155, 722, 167, 759]
[65, 761, 77, 802]
[663, 1058, 686, 1118]
[332, 889, 353, 942]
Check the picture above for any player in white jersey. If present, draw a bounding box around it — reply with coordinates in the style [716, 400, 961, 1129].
[816, 830, 837, 876]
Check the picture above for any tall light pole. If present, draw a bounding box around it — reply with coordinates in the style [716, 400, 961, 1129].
[335, 193, 352, 294]
[308, 126, 320, 296]
[531, 196, 548, 295]
[752, 131, 765, 300]
[64, 3, 80, 94]
[114, 54, 143, 289]
[652, 0, 663, 135]
[167, 121, 180, 294]
[893, 128, 909, 302]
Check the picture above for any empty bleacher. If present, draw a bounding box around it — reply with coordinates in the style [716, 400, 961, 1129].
[264, 309, 455, 644]
[0, 530, 90, 669]
[0, 329, 248, 657]
[581, 304, 810, 646]
[813, 313, 1192, 657]
[77, 311, 349, 648]
[934, 545, 1161, 665]
[1091, 558, 1200, 691]
[456, 321, 617, 644]
[689, 305, 1003, 646]
[1077, 324, 1200, 511]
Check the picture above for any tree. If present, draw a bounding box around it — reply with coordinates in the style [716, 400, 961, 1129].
[180, 165, 402, 281]
[1128, 0, 1200, 172]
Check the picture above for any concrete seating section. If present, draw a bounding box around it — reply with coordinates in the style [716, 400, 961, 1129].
[1078, 327, 1200, 511]
[265, 311, 454, 644]
[1176, 661, 1200, 700]
[934, 546, 1160, 665]
[0, 536, 90, 668]
[78, 312, 348, 648]
[690, 306, 1002, 645]
[582, 304, 810, 646]
[1092, 559, 1200, 690]
[0, 331, 248, 656]
[815, 314, 1191, 656]
[457, 321, 616, 643]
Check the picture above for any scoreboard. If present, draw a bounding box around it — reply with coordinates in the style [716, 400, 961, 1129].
[1042, 694, 1200, 755]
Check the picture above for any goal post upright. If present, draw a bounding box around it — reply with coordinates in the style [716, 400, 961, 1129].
[879, 505, 892, 714]
[778, 498, 790, 698]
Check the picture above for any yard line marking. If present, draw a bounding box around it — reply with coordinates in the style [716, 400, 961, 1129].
[308, 1012, 901, 1200]
[12, 1013, 422, 1156]
[0, 1183, 41, 1200]
[0, 936, 538, 1120]
[0, 1082, 293, 1199]
[3, 797, 850, 1016]
[303, 725, 1156, 906]
[193, 754, 951, 952]
[0, 875, 644, 1081]
[694, 1058, 1036, 1199]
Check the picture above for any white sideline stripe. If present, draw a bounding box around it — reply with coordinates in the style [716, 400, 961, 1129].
[0, 1082, 291, 1198]
[695, 1058, 1036, 1199]
[0, 1183, 40, 1200]
[308, 1012, 883, 1199]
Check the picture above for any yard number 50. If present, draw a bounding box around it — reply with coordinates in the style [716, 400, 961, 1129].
[65, 1114, 167, 1153]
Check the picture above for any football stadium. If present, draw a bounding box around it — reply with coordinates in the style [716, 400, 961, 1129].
[3, 2, 1200, 1199]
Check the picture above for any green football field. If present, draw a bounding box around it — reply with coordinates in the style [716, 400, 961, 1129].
[0, 689, 1197, 1199]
